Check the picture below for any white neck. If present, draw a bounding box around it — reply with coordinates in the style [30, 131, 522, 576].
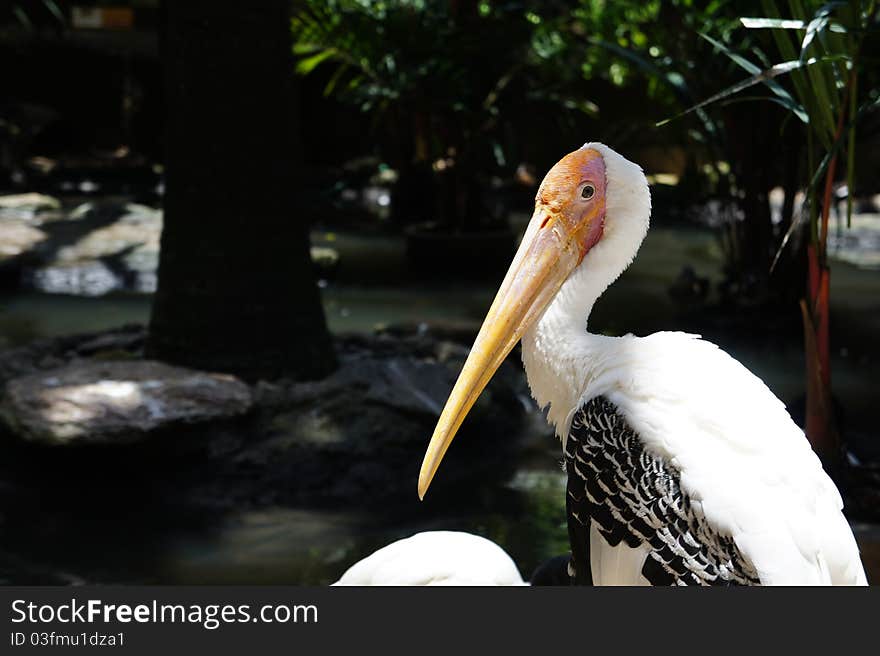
[521, 239, 625, 436]
[521, 142, 651, 437]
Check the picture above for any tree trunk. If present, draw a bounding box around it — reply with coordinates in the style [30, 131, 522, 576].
[148, 0, 336, 381]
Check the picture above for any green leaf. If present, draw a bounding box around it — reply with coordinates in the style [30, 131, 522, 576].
[588, 36, 720, 137]
[801, 16, 830, 57]
[697, 32, 808, 122]
[773, 116, 849, 264]
[295, 49, 338, 75]
[587, 37, 689, 95]
[323, 63, 351, 97]
[788, 0, 840, 139]
[699, 32, 761, 75]
[716, 94, 809, 117]
[40, 0, 65, 24]
[12, 6, 32, 30]
[661, 34, 832, 128]
[293, 43, 324, 55]
[740, 17, 807, 28]
[762, 0, 815, 121]
[659, 55, 847, 128]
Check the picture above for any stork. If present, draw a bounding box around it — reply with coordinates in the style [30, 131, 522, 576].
[418, 143, 867, 586]
[333, 531, 577, 586]
[333, 531, 527, 585]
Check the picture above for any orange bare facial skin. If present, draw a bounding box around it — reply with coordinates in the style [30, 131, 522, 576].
[536, 148, 606, 263]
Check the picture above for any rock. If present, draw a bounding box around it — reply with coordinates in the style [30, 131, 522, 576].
[54, 203, 161, 264]
[27, 260, 125, 297]
[0, 360, 253, 446]
[0, 327, 536, 510]
[26, 203, 162, 295]
[225, 333, 529, 508]
[0, 221, 46, 259]
[0, 325, 146, 386]
[267, 355, 454, 418]
[376, 320, 480, 346]
[0, 220, 49, 289]
[75, 330, 146, 357]
[0, 193, 61, 223]
[9, 201, 342, 295]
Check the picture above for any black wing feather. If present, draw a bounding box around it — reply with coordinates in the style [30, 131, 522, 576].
[565, 396, 761, 586]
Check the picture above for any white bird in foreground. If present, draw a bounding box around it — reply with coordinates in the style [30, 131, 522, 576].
[418, 143, 867, 586]
[334, 531, 526, 586]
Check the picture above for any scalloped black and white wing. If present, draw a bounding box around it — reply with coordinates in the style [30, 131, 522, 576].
[565, 396, 760, 585]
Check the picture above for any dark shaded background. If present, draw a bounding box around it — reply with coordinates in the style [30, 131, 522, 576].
[0, 0, 878, 584]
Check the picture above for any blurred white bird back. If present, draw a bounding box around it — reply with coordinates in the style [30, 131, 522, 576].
[333, 531, 527, 586]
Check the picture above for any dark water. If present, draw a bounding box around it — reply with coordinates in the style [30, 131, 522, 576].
[0, 422, 569, 585]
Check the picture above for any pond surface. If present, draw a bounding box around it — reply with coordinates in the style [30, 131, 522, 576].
[0, 221, 878, 584]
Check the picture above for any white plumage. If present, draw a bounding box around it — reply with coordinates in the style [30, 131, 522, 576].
[521, 143, 866, 585]
[333, 531, 526, 586]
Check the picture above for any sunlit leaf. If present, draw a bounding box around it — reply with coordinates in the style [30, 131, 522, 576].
[801, 16, 830, 57]
[740, 17, 807, 28]
[293, 43, 324, 55]
[295, 49, 338, 75]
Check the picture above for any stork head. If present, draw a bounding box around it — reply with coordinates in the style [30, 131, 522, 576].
[418, 143, 650, 499]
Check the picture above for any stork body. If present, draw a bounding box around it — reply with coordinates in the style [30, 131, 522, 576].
[333, 531, 526, 586]
[419, 143, 867, 586]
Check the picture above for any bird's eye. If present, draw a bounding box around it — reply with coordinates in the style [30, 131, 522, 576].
[581, 185, 595, 200]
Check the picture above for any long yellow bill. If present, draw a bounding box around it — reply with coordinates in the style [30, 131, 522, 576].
[417, 201, 597, 499]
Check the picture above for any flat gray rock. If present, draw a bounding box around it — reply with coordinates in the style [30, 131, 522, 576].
[0, 360, 253, 445]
